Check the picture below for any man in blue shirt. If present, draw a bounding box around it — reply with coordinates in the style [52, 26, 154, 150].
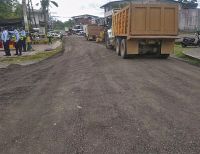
[1, 27, 11, 56]
[14, 29, 22, 56]
[20, 28, 26, 52]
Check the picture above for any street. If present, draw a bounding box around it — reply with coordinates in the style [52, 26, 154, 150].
[0, 36, 200, 154]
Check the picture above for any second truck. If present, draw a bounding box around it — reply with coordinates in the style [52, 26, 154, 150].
[105, 3, 178, 58]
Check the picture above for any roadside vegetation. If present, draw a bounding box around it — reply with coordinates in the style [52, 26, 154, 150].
[0, 0, 22, 19]
[174, 44, 200, 66]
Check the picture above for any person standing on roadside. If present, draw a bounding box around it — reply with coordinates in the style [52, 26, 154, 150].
[20, 28, 26, 52]
[47, 32, 52, 45]
[14, 29, 22, 56]
[26, 33, 33, 51]
[1, 27, 11, 56]
[60, 33, 63, 40]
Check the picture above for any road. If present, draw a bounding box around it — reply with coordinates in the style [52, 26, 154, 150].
[0, 37, 200, 154]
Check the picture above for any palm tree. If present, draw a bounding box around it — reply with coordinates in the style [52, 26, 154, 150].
[37, 0, 58, 34]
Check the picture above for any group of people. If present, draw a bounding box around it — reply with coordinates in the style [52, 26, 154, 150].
[1, 27, 32, 56]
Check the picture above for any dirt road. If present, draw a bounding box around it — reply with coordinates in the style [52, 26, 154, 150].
[0, 37, 200, 154]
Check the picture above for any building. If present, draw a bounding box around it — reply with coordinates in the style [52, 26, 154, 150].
[0, 18, 23, 29]
[29, 9, 47, 33]
[179, 9, 200, 31]
[72, 14, 99, 25]
[100, 0, 200, 32]
[101, 0, 178, 17]
[100, 1, 129, 18]
[95, 18, 105, 26]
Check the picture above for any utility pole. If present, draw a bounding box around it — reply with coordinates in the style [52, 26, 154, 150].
[27, 0, 32, 27]
[30, 0, 37, 28]
[22, 0, 29, 32]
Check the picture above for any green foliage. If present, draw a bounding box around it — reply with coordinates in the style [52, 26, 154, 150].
[52, 19, 75, 30]
[53, 20, 65, 30]
[168, 0, 198, 9]
[179, 0, 198, 9]
[37, 0, 59, 34]
[14, 3, 23, 17]
[0, 0, 22, 19]
[39, 0, 58, 12]
[174, 45, 200, 66]
[64, 19, 75, 28]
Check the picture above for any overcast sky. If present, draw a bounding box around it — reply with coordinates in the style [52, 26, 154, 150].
[32, 0, 200, 21]
[32, 0, 112, 21]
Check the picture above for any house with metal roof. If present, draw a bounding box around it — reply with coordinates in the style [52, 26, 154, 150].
[100, 0, 200, 31]
[72, 14, 99, 25]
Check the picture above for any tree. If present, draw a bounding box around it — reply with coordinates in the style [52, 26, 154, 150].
[0, 0, 22, 19]
[51, 19, 75, 30]
[64, 19, 75, 28]
[178, 0, 198, 9]
[37, 0, 58, 34]
[53, 20, 65, 30]
[15, 3, 23, 17]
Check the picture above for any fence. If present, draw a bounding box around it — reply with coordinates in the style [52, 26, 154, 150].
[179, 8, 200, 32]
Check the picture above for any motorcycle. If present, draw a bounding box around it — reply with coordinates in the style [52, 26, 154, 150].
[181, 31, 200, 48]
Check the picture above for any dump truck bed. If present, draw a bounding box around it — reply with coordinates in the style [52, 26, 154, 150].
[112, 4, 178, 37]
[86, 25, 104, 37]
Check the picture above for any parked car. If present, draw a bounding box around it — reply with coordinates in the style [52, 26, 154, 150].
[47, 32, 60, 38]
[77, 31, 84, 36]
[181, 31, 200, 48]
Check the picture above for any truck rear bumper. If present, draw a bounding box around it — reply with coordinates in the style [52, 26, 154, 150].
[126, 38, 174, 55]
[127, 36, 179, 40]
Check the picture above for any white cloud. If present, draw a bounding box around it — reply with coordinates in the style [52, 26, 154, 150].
[32, 0, 111, 21]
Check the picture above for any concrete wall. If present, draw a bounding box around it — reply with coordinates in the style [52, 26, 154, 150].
[30, 10, 47, 33]
[30, 11, 45, 26]
[179, 9, 200, 32]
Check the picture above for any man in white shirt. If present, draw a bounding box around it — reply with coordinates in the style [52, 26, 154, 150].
[14, 29, 22, 56]
[1, 27, 11, 56]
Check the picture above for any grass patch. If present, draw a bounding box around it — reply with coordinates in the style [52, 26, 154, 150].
[174, 45, 187, 58]
[0, 44, 63, 64]
[174, 44, 200, 66]
[32, 38, 59, 44]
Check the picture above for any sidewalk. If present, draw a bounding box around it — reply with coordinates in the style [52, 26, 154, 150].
[0, 40, 61, 68]
[0, 40, 61, 57]
[176, 34, 200, 60]
[183, 48, 200, 60]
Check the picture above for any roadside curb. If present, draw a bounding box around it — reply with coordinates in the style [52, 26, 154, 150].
[170, 54, 200, 67]
[182, 50, 200, 60]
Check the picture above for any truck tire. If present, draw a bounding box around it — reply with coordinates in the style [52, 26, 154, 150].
[198, 41, 200, 47]
[120, 39, 127, 59]
[106, 37, 112, 49]
[116, 38, 121, 56]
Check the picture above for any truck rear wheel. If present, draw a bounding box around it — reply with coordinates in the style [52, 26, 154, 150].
[120, 39, 127, 59]
[116, 38, 121, 56]
[106, 37, 112, 49]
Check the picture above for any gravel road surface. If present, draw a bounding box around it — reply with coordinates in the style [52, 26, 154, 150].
[0, 37, 200, 154]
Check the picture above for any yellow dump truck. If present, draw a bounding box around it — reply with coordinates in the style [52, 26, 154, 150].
[85, 24, 104, 41]
[106, 3, 178, 58]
